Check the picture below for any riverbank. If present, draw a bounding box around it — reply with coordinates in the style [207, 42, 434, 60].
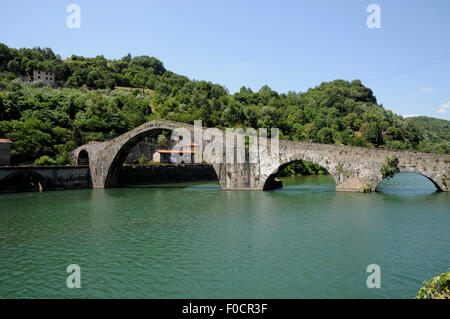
[0, 164, 217, 193]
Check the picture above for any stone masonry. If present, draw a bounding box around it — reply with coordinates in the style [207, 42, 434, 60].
[71, 120, 450, 192]
[0, 139, 12, 166]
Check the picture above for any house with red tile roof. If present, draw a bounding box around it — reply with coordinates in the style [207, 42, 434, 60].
[153, 143, 197, 163]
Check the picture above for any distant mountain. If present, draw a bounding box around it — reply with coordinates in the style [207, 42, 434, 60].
[406, 116, 450, 152]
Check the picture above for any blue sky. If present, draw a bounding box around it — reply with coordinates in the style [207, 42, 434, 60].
[1, 0, 449, 120]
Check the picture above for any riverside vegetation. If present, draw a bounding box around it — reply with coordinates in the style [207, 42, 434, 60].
[0, 43, 449, 176]
[416, 270, 450, 299]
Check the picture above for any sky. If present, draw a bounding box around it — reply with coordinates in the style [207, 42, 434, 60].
[1, 0, 449, 120]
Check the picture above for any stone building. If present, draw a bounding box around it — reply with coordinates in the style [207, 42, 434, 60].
[0, 139, 12, 166]
[33, 70, 55, 85]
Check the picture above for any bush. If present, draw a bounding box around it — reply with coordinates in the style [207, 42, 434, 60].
[138, 154, 148, 165]
[85, 132, 105, 142]
[157, 134, 168, 146]
[34, 155, 56, 166]
[380, 155, 400, 179]
[416, 271, 450, 299]
[55, 151, 70, 165]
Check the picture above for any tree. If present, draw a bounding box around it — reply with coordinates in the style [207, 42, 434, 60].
[56, 151, 70, 165]
[34, 155, 56, 166]
[157, 134, 168, 146]
[130, 56, 165, 75]
[6, 118, 53, 164]
[364, 123, 382, 146]
[7, 60, 22, 74]
[317, 127, 335, 144]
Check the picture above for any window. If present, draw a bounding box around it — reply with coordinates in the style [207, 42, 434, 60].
[38, 76, 40, 79]
[46, 77, 48, 80]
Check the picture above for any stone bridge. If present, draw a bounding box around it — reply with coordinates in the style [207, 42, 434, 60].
[71, 120, 450, 192]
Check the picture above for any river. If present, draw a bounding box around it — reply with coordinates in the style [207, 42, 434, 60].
[1, 173, 449, 298]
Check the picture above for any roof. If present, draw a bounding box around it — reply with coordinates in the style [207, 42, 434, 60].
[155, 143, 198, 154]
[156, 149, 194, 154]
[0, 138, 12, 143]
[160, 143, 198, 147]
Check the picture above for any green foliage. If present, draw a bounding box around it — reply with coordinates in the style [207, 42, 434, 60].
[34, 155, 56, 166]
[157, 133, 168, 146]
[137, 154, 149, 165]
[317, 127, 335, 144]
[0, 43, 448, 166]
[407, 116, 450, 154]
[85, 132, 105, 142]
[380, 155, 400, 179]
[277, 160, 328, 177]
[55, 151, 70, 166]
[0, 82, 152, 164]
[1, 118, 53, 164]
[415, 270, 450, 299]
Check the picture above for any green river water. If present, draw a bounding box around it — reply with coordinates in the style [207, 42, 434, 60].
[1, 173, 449, 298]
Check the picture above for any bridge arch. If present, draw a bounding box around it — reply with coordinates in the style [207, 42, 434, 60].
[375, 167, 444, 192]
[261, 152, 340, 190]
[104, 127, 175, 187]
[77, 150, 90, 165]
[101, 121, 219, 187]
[0, 169, 47, 192]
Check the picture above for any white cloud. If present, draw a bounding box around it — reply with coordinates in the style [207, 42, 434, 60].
[437, 101, 450, 113]
[419, 88, 433, 92]
[402, 114, 419, 118]
[440, 101, 450, 108]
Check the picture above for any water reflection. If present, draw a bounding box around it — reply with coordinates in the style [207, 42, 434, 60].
[376, 172, 438, 194]
[0, 174, 448, 298]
